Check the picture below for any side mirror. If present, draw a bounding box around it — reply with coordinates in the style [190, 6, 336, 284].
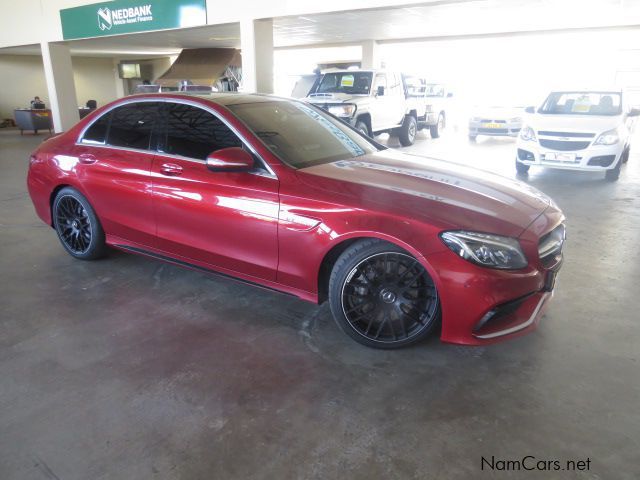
[628, 108, 640, 117]
[525, 106, 536, 114]
[376, 85, 385, 97]
[206, 147, 253, 172]
[447, 92, 453, 98]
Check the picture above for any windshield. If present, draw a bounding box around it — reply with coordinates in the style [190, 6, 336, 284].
[316, 72, 373, 95]
[227, 100, 379, 169]
[539, 92, 622, 115]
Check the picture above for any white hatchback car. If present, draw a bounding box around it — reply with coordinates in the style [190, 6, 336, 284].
[516, 91, 639, 181]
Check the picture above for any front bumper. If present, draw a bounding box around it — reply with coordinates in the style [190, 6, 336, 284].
[425, 205, 564, 345]
[516, 139, 624, 171]
[469, 120, 522, 137]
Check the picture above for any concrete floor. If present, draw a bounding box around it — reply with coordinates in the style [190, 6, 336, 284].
[1, 126, 639, 480]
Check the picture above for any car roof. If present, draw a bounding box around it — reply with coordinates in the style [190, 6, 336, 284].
[126, 92, 289, 106]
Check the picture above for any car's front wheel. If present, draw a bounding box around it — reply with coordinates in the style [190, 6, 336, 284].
[355, 120, 371, 137]
[53, 187, 107, 260]
[605, 159, 622, 181]
[328, 239, 440, 349]
[516, 158, 530, 174]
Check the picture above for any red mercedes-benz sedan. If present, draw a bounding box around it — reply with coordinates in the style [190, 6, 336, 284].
[27, 93, 565, 348]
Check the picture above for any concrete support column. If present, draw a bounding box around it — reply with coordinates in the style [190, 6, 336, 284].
[361, 40, 380, 69]
[113, 58, 125, 99]
[40, 42, 78, 132]
[240, 18, 274, 93]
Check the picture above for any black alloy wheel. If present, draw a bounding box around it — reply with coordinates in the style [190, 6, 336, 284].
[53, 187, 106, 260]
[329, 240, 440, 348]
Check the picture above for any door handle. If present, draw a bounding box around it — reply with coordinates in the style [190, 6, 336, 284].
[160, 163, 183, 176]
[78, 153, 97, 165]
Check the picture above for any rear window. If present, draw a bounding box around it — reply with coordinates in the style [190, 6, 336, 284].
[82, 112, 111, 145]
[107, 102, 161, 150]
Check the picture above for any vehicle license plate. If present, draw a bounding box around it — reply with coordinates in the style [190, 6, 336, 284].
[545, 152, 576, 162]
[481, 122, 502, 129]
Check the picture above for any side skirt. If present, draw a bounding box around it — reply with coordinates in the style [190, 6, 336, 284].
[112, 243, 313, 302]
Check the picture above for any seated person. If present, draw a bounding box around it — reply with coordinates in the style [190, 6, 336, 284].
[30, 96, 45, 109]
[595, 95, 615, 115]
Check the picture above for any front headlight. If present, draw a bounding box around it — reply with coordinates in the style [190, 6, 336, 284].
[519, 125, 537, 142]
[440, 231, 528, 270]
[471, 116, 482, 122]
[328, 104, 356, 118]
[594, 128, 619, 145]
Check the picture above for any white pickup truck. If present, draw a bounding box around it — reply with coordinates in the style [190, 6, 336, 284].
[305, 69, 446, 146]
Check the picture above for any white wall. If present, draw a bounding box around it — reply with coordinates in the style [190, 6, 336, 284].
[0, 54, 120, 119]
[72, 56, 119, 108]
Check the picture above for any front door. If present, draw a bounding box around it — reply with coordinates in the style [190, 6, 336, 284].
[151, 102, 279, 281]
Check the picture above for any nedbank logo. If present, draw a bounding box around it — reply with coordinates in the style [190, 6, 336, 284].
[97, 4, 153, 31]
[97, 7, 112, 31]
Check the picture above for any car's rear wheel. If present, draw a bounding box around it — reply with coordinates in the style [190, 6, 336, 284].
[516, 158, 530, 174]
[398, 115, 417, 146]
[328, 239, 440, 349]
[430, 113, 444, 138]
[53, 187, 107, 260]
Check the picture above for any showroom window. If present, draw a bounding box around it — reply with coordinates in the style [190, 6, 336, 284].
[162, 103, 242, 160]
[107, 102, 161, 150]
[82, 112, 112, 145]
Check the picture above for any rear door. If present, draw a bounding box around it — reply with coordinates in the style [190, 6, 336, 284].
[151, 101, 280, 281]
[74, 101, 161, 247]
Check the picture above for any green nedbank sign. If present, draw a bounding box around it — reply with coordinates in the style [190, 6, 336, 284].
[60, 0, 207, 40]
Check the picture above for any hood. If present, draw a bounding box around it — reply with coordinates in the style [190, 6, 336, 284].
[306, 92, 368, 103]
[525, 113, 621, 133]
[297, 150, 551, 238]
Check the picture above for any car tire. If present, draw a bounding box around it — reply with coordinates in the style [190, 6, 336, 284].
[328, 239, 440, 349]
[605, 159, 622, 181]
[622, 147, 630, 164]
[52, 187, 107, 260]
[515, 158, 530, 174]
[468, 134, 477, 142]
[430, 113, 444, 138]
[355, 120, 371, 137]
[398, 115, 417, 146]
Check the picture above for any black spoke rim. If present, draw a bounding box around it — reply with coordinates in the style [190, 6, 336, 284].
[55, 195, 92, 254]
[341, 252, 438, 343]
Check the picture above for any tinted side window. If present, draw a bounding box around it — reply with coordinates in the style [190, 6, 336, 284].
[163, 103, 242, 160]
[107, 102, 160, 150]
[82, 111, 111, 144]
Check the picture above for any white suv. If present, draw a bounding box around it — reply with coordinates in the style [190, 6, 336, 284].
[516, 91, 639, 181]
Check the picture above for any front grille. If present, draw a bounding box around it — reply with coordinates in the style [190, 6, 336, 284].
[480, 119, 507, 123]
[539, 139, 591, 151]
[538, 131, 595, 138]
[538, 224, 565, 267]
